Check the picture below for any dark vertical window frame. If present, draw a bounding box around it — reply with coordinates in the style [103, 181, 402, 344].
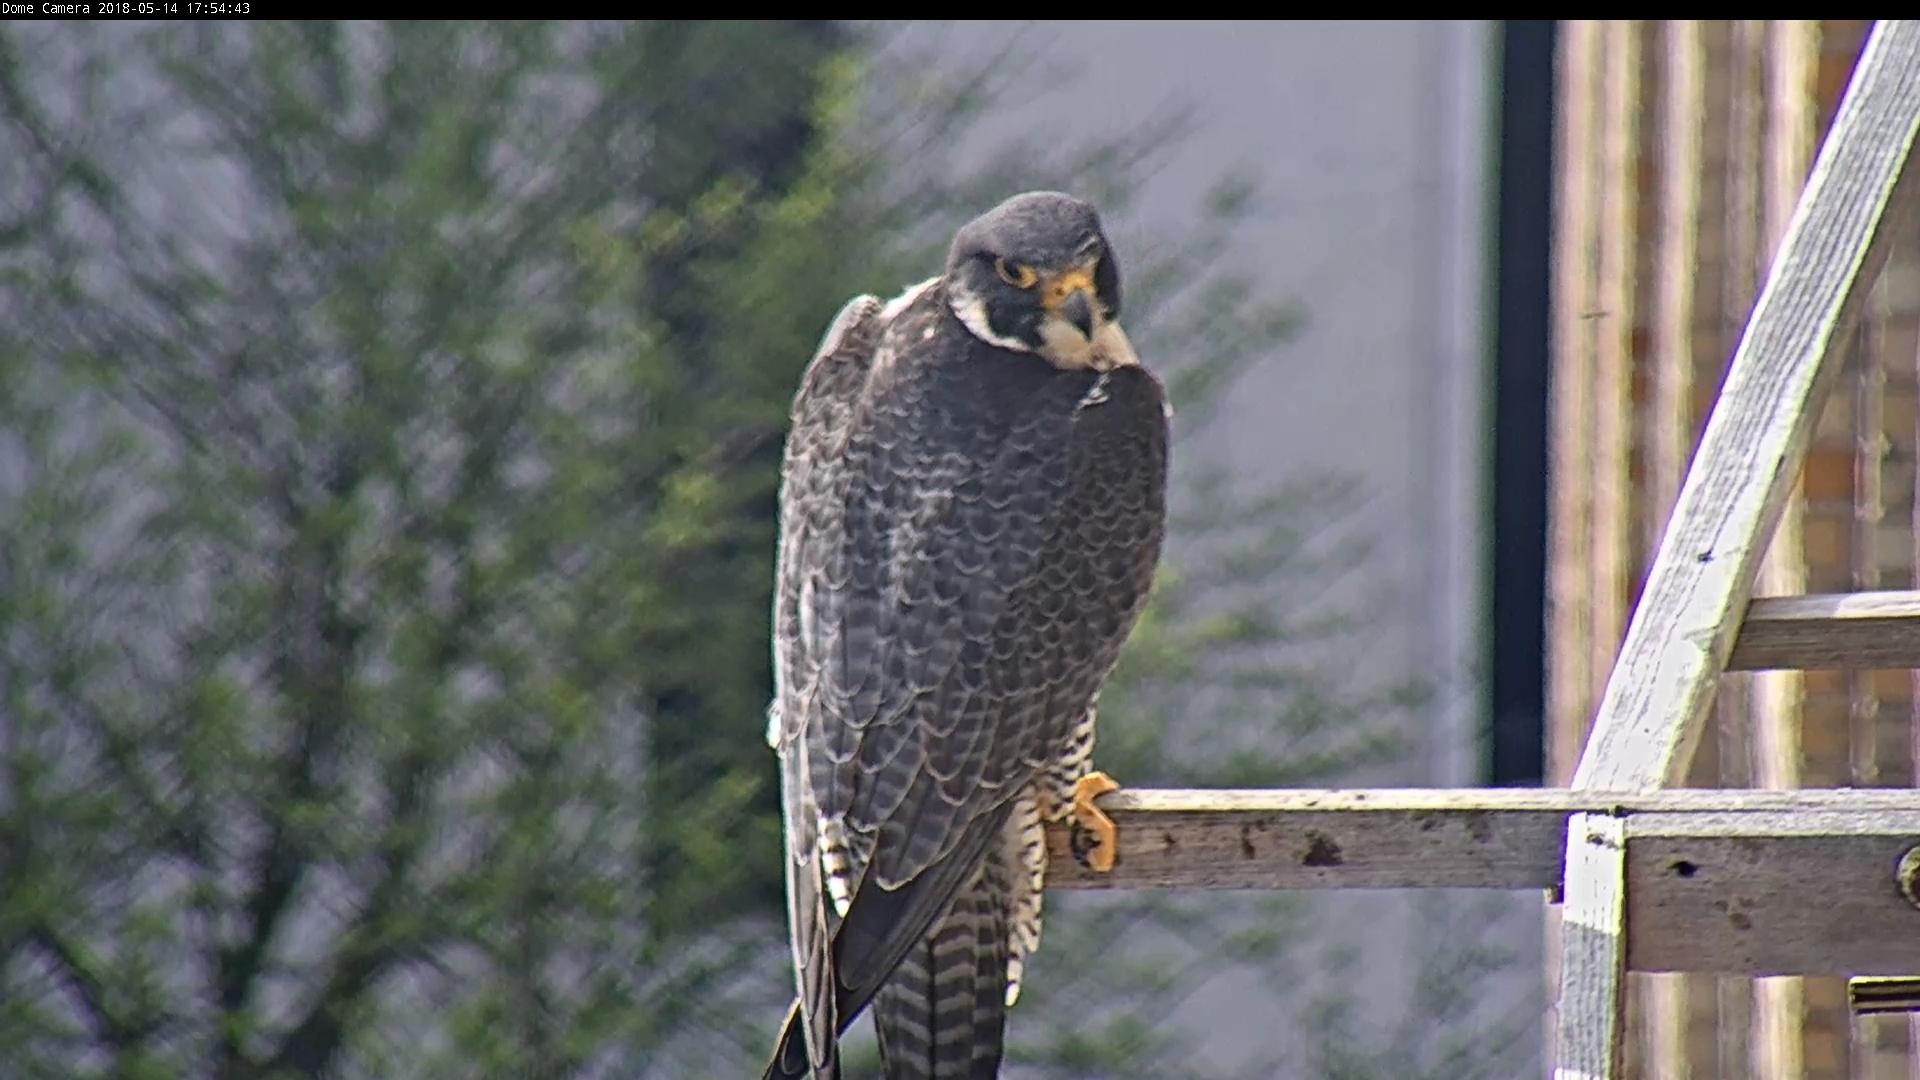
[1487, 19, 1557, 786]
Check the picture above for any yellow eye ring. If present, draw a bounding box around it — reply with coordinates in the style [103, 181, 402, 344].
[994, 257, 1039, 289]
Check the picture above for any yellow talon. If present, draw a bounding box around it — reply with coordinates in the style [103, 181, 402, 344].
[1069, 771, 1121, 872]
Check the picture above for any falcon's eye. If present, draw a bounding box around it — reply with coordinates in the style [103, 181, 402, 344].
[994, 257, 1039, 289]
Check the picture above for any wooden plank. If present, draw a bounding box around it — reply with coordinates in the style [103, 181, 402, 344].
[1908, 160, 1920, 1080]
[1907, 219, 1920, 1080]
[1627, 808, 1920, 975]
[1729, 590, 1920, 669]
[1590, 19, 1643, 726]
[1853, 308, 1889, 785]
[1754, 23, 1824, 1076]
[1645, 23, 1708, 1078]
[1546, 26, 1610, 1067]
[1751, 12, 1821, 787]
[1572, 19, 1920, 790]
[1649, 19, 1707, 551]
[1556, 813, 1630, 1080]
[1041, 788, 1920, 975]
[1707, 25, 1762, 1075]
[1548, 19, 1607, 784]
[1042, 787, 1920, 891]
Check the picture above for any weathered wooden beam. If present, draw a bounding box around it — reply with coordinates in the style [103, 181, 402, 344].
[1042, 787, 1920, 891]
[1047, 787, 1586, 892]
[1041, 788, 1920, 975]
[1627, 807, 1920, 974]
[1545, 16, 1606, 785]
[1571, 19, 1920, 791]
[1043, 787, 1920, 889]
[1727, 590, 1920, 669]
[1554, 813, 1629, 1080]
[1642, 22, 1710, 1075]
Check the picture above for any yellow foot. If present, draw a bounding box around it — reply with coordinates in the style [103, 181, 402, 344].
[1068, 771, 1121, 872]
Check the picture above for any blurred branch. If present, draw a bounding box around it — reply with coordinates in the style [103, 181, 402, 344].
[262, 819, 436, 1077]
[29, 926, 146, 1051]
[218, 453, 367, 1072]
[57, 690, 207, 868]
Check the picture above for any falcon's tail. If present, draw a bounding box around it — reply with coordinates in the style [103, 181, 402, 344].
[871, 854, 1014, 1080]
[764, 803, 1020, 1080]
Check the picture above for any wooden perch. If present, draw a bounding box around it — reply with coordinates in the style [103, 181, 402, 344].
[1042, 787, 1920, 975]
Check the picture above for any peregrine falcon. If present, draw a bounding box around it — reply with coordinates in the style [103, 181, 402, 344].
[762, 191, 1169, 1080]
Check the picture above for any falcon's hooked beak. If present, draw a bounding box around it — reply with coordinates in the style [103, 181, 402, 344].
[1042, 266, 1098, 340]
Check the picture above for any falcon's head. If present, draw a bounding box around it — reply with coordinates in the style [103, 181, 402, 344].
[944, 191, 1137, 371]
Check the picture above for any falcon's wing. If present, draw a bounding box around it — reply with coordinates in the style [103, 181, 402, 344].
[769, 291, 888, 1080]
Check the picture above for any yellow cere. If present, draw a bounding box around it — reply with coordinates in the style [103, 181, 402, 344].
[1041, 266, 1096, 311]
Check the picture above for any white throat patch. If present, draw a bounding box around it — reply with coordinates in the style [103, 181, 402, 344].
[946, 279, 1142, 372]
[1041, 318, 1139, 373]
